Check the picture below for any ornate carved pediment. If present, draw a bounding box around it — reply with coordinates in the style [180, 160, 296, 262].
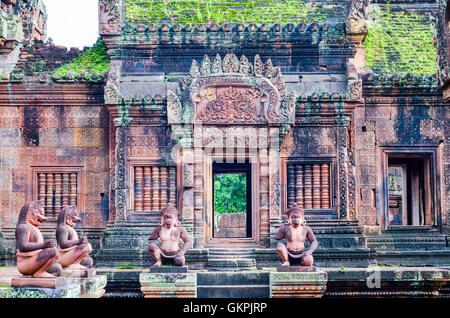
[167, 53, 296, 126]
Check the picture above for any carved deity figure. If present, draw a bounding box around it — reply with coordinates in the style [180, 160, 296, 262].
[56, 205, 93, 270]
[276, 206, 318, 267]
[15, 200, 62, 278]
[346, 0, 370, 37]
[148, 204, 192, 267]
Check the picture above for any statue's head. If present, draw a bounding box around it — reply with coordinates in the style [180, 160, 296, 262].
[160, 203, 180, 227]
[57, 205, 80, 228]
[18, 200, 46, 226]
[286, 205, 306, 227]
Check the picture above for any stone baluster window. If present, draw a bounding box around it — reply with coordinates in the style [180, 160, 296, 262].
[133, 166, 177, 212]
[37, 172, 78, 216]
[287, 163, 331, 210]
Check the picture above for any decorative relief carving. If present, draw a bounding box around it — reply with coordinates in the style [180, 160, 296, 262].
[105, 62, 121, 104]
[99, 0, 122, 35]
[167, 53, 296, 127]
[195, 86, 264, 123]
[346, 0, 370, 44]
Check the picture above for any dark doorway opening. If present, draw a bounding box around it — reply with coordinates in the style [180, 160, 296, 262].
[387, 155, 433, 226]
[212, 161, 252, 238]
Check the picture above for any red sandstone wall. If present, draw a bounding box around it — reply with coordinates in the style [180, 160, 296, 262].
[353, 102, 450, 230]
[0, 104, 109, 228]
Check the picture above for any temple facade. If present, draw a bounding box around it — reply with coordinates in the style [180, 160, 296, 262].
[1, 0, 450, 295]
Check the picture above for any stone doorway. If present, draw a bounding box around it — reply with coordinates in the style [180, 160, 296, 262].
[212, 161, 252, 239]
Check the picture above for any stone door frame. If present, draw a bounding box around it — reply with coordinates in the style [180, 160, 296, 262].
[204, 151, 261, 245]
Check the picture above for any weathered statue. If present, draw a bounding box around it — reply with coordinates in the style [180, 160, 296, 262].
[346, 0, 370, 42]
[56, 205, 93, 270]
[148, 204, 192, 267]
[276, 206, 318, 267]
[15, 200, 62, 278]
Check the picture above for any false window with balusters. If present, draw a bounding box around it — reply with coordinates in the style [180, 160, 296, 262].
[33, 167, 83, 218]
[285, 161, 333, 211]
[131, 165, 177, 212]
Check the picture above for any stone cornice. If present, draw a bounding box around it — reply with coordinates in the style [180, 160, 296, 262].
[0, 82, 105, 106]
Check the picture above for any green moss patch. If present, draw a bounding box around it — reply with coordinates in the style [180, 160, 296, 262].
[363, 5, 437, 75]
[52, 38, 110, 79]
[125, 0, 338, 25]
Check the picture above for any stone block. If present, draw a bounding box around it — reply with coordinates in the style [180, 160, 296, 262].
[66, 275, 107, 298]
[140, 272, 197, 298]
[270, 271, 328, 298]
[0, 284, 80, 298]
[149, 266, 188, 273]
[61, 268, 96, 278]
[11, 276, 67, 289]
[277, 266, 316, 272]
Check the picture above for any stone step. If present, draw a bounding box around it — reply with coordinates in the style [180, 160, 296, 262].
[197, 272, 270, 298]
[206, 259, 257, 271]
[198, 272, 269, 286]
[197, 285, 270, 298]
[208, 252, 255, 259]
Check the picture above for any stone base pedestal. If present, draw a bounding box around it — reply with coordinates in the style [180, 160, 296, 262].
[62, 268, 96, 278]
[140, 272, 197, 298]
[11, 276, 67, 289]
[67, 275, 107, 298]
[270, 271, 328, 298]
[149, 266, 188, 273]
[277, 266, 316, 272]
[0, 284, 80, 298]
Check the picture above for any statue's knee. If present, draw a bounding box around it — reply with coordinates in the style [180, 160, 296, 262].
[53, 263, 62, 276]
[303, 255, 314, 266]
[81, 256, 93, 268]
[148, 243, 158, 253]
[276, 243, 286, 251]
[174, 256, 185, 266]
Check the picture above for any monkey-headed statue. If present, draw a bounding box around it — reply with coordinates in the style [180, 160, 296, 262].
[56, 205, 93, 270]
[15, 200, 62, 278]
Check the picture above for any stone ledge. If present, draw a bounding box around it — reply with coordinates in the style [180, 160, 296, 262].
[139, 272, 197, 298]
[269, 271, 328, 298]
[67, 275, 107, 298]
[0, 284, 80, 298]
[11, 276, 67, 289]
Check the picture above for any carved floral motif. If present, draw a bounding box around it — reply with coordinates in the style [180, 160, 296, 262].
[167, 53, 296, 127]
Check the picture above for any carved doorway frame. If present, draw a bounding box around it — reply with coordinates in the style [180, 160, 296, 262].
[204, 152, 260, 246]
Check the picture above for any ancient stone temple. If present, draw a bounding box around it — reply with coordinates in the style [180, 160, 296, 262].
[0, 0, 450, 297]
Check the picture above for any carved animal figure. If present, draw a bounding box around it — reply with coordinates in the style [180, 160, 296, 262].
[56, 205, 93, 270]
[148, 204, 192, 267]
[15, 200, 62, 278]
[276, 205, 318, 267]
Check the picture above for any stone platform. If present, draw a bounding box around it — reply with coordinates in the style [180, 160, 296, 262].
[67, 275, 107, 298]
[140, 270, 197, 298]
[1, 276, 80, 298]
[62, 268, 107, 298]
[270, 271, 328, 298]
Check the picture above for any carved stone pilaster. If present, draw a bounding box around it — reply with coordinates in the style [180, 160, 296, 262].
[114, 126, 128, 221]
[337, 126, 349, 219]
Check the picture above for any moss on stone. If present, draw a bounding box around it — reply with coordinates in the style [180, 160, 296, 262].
[52, 38, 109, 78]
[363, 5, 438, 75]
[125, 0, 337, 25]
